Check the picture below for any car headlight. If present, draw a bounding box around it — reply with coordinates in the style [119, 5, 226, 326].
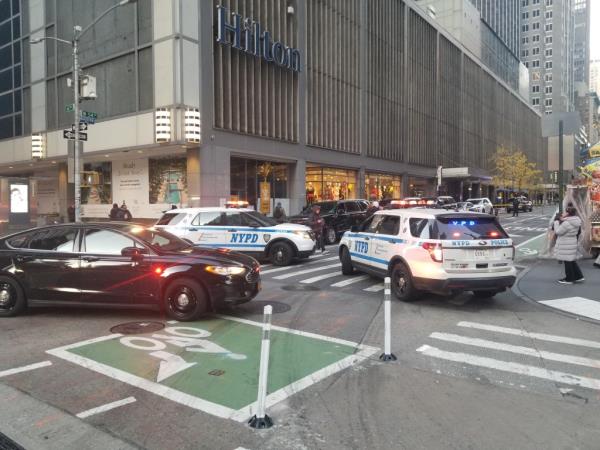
[293, 231, 312, 240]
[205, 265, 246, 276]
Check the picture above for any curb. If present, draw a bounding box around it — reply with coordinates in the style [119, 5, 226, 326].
[512, 259, 600, 327]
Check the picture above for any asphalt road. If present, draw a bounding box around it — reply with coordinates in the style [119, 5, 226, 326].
[2, 208, 600, 450]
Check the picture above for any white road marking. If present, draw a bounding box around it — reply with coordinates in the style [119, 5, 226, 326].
[300, 271, 342, 284]
[76, 396, 137, 419]
[539, 297, 600, 322]
[0, 361, 52, 378]
[331, 275, 371, 287]
[514, 232, 547, 248]
[457, 321, 600, 350]
[273, 263, 340, 280]
[261, 256, 338, 275]
[430, 332, 600, 369]
[417, 345, 600, 390]
[363, 283, 385, 292]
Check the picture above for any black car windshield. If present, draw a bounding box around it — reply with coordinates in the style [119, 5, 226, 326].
[242, 211, 277, 227]
[302, 202, 337, 215]
[128, 226, 191, 252]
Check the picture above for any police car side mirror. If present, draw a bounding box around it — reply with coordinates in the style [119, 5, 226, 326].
[121, 246, 145, 260]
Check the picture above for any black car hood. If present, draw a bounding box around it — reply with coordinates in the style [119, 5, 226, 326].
[163, 246, 258, 268]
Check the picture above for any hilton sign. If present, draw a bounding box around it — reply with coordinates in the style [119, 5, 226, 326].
[216, 5, 301, 73]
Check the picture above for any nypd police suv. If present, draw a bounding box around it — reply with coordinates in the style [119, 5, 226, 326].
[155, 207, 316, 266]
[339, 209, 516, 301]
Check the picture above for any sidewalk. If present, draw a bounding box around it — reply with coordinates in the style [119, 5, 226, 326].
[515, 258, 600, 323]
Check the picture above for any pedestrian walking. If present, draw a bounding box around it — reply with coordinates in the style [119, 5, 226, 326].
[511, 196, 520, 217]
[308, 204, 326, 252]
[109, 203, 120, 220]
[273, 202, 286, 223]
[553, 206, 584, 284]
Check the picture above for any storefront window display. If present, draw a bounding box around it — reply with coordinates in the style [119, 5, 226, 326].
[407, 177, 433, 198]
[230, 157, 288, 214]
[81, 162, 112, 205]
[365, 173, 402, 201]
[149, 157, 188, 206]
[305, 166, 357, 205]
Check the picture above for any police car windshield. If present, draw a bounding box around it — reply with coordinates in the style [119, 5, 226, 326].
[242, 211, 277, 227]
[129, 227, 191, 252]
[410, 217, 508, 240]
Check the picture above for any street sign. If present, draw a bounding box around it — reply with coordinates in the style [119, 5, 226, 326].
[63, 129, 88, 141]
[65, 104, 74, 112]
[70, 122, 88, 132]
[79, 115, 96, 125]
[81, 111, 98, 119]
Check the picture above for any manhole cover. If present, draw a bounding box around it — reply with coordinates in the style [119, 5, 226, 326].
[208, 369, 225, 376]
[110, 321, 165, 335]
[281, 285, 321, 292]
[239, 301, 291, 314]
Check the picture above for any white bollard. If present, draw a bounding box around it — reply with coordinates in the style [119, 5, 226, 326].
[249, 304, 274, 429]
[380, 277, 397, 361]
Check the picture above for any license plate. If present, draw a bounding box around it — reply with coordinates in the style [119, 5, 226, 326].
[473, 249, 490, 259]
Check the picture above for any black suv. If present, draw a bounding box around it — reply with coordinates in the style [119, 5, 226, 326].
[290, 200, 370, 244]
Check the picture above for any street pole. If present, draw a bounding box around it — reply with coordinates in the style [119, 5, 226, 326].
[558, 119, 564, 214]
[72, 31, 81, 222]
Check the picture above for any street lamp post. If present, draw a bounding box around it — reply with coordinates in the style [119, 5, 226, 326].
[31, 0, 135, 222]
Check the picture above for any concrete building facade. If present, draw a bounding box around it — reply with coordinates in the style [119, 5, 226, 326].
[0, 0, 542, 226]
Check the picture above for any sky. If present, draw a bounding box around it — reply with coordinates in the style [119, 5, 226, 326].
[592, 0, 600, 59]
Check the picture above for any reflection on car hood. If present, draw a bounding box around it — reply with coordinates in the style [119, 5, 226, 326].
[165, 246, 258, 267]
[272, 223, 312, 231]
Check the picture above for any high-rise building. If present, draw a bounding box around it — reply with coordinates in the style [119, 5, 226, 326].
[591, 60, 600, 95]
[572, 0, 590, 86]
[520, 0, 575, 116]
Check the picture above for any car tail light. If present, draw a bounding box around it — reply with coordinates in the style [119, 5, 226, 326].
[488, 231, 499, 238]
[422, 242, 443, 262]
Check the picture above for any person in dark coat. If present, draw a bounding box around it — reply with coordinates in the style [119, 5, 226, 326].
[273, 202, 286, 223]
[109, 203, 120, 220]
[118, 204, 133, 221]
[67, 204, 75, 222]
[308, 204, 326, 252]
[511, 196, 520, 217]
[553, 206, 584, 284]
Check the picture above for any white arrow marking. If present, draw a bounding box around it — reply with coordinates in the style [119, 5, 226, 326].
[150, 351, 196, 382]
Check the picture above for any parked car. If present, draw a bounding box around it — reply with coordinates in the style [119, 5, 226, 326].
[506, 196, 533, 213]
[0, 223, 260, 320]
[466, 198, 494, 214]
[454, 201, 475, 211]
[339, 209, 516, 301]
[155, 207, 315, 266]
[289, 200, 370, 244]
[436, 196, 457, 208]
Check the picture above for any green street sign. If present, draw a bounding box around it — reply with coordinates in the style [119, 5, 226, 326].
[65, 104, 74, 112]
[81, 111, 98, 119]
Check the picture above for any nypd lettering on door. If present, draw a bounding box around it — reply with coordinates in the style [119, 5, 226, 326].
[230, 233, 259, 244]
[216, 5, 301, 72]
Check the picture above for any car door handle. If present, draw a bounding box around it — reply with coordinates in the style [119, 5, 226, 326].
[227, 229, 237, 232]
[189, 228, 198, 232]
[364, 237, 370, 241]
[83, 256, 99, 262]
[15, 255, 33, 263]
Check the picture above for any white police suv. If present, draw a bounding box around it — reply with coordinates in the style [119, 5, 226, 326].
[155, 207, 316, 266]
[339, 209, 516, 301]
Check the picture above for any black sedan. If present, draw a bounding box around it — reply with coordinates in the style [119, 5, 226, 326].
[0, 223, 260, 321]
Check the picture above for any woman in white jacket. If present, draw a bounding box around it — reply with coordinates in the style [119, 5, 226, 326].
[553, 206, 584, 284]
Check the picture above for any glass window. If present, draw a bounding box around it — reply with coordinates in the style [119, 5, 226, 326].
[305, 165, 357, 204]
[0, 114, 11, 138]
[12, 16, 19, 37]
[532, 22, 540, 30]
[532, 85, 540, 93]
[545, 61, 553, 69]
[532, 60, 540, 68]
[84, 229, 135, 254]
[224, 212, 242, 226]
[192, 211, 223, 226]
[157, 212, 188, 226]
[532, 35, 540, 42]
[128, 226, 190, 252]
[148, 157, 187, 206]
[13, 40, 19, 64]
[81, 162, 112, 205]
[13, 64, 20, 88]
[409, 218, 432, 239]
[344, 202, 360, 213]
[0, 91, 12, 116]
[137, 0, 152, 44]
[377, 216, 400, 236]
[532, 98, 540, 105]
[365, 173, 402, 201]
[0, 0, 11, 22]
[0, 21, 11, 47]
[545, 11, 552, 19]
[0, 69, 11, 94]
[0, 45, 11, 70]
[365, 215, 384, 233]
[13, 113, 20, 135]
[545, 98, 552, 106]
[25, 228, 78, 252]
[532, 47, 539, 55]
[545, 23, 552, 31]
[138, 47, 153, 110]
[545, 48, 552, 56]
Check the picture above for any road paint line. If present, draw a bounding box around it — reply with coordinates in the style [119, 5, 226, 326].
[363, 283, 385, 292]
[457, 321, 600, 350]
[76, 396, 137, 419]
[515, 232, 547, 248]
[273, 263, 340, 280]
[261, 256, 338, 275]
[417, 345, 600, 390]
[331, 275, 371, 287]
[0, 361, 52, 378]
[539, 297, 600, 321]
[300, 272, 342, 284]
[430, 332, 600, 369]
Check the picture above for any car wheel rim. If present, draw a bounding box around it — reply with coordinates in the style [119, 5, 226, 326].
[274, 246, 285, 263]
[394, 270, 407, 296]
[0, 283, 16, 310]
[170, 286, 196, 314]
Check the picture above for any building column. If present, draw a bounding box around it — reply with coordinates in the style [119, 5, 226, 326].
[289, 159, 306, 216]
[401, 175, 410, 198]
[186, 147, 201, 208]
[358, 166, 366, 200]
[58, 163, 69, 222]
[199, 144, 230, 207]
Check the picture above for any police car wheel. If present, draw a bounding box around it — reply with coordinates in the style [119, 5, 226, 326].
[164, 278, 208, 321]
[391, 262, 418, 302]
[340, 246, 354, 275]
[472, 290, 497, 299]
[0, 276, 26, 317]
[325, 228, 337, 245]
[269, 242, 293, 266]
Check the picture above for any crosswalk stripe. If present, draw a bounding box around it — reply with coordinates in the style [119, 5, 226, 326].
[273, 263, 340, 280]
[300, 272, 342, 284]
[539, 297, 600, 322]
[417, 345, 600, 391]
[363, 283, 384, 292]
[430, 332, 600, 370]
[457, 321, 600, 350]
[261, 256, 338, 275]
[331, 275, 371, 287]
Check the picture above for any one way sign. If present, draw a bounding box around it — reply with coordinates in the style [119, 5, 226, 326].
[63, 129, 88, 141]
[70, 122, 88, 132]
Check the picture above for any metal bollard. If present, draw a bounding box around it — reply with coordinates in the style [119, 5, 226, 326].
[249, 304, 274, 429]
[379, 277, 397, 361]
